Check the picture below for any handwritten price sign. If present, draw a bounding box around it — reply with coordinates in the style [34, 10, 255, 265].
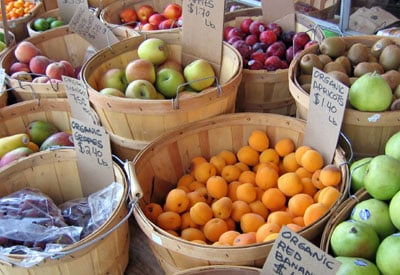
[186, 0, 216, 29]
[304, 68, 348, 164]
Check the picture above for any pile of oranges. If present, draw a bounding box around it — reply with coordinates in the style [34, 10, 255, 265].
[0, 0, 36, 21]
[143, 129, 343, 246]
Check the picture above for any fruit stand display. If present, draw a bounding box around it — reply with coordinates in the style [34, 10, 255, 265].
[27, 8, 64, 37]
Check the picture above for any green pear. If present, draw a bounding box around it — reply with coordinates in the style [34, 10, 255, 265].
[27, 120, 59, 146]
[349, 157, 372, 193]
[335, 256, 380, 275]
[376, 233, 400, 275]
[385, 131, 400, 161]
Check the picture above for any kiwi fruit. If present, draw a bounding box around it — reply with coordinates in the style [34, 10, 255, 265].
[319, 37, 347, 58]
[382, 70, 400, 90]
[299, 53, 323, 75]
[349, 77, 358, 85]
[371, 37, 395, 58]
[323, 61, 347, 74]
[301, 83, 311, 93]
[335, 56, 352, 76]
[353, 62, 384, 77]
[297, 74, 312, 85]
[328, 70, 351, 87]
[394, 84, 400, 99]
[379, 44, 400, 71]
[368, 54, 378, 63]
[391, 98, 400, 111]
[347, 43, 370, 65]
[318, 54, 333, 66]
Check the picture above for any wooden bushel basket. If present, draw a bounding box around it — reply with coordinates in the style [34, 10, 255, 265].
[0, 148, 131, 274]
[1, 26, 92, 101]
[288, 35, 400, 158]
[81, 33, 242, 161]
[174, 265, 262, 275]
[224, 8, 325, 115]
[99, 0, 182, 41]
[131, 112, 349, 274]
[27, 8, 61, 37]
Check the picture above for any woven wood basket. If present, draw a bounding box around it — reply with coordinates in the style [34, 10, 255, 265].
[27, 8, 62, 37]
[174, 265, 262, 275]
[1, 26, 92, 101]
[320, 188, 370, 255]
[0, 0, 45, 42]
[0, 148, 130, 274]
[81, 33, 242, 160]
[99, 0, 182, 41]
[224, 8, 325, 116]
[0, 86, 7, 108]
[131, 112, 349, 274]
[0, 28, 16, 58]
[288, 35, 400, 158]
[295, 0, 340, 20]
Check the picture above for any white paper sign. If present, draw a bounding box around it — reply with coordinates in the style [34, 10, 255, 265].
[0, 68, 5, 88]
[69, 5, 119, 50]
[71, 118, 114, 196]
[304, 68, 348, 164]
[57, 0, 89, 24]
[263, 226, 341, 274]
[63, 75, 98, 125]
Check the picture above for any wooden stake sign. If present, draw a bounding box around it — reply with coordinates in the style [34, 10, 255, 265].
[261, 0, 295, 32]
[263, 226, 341, 274]
[181, 0, 225, 74]
[304, 68, 348, 164]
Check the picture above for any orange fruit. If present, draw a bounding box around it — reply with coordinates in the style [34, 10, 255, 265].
[282, 152, 300, 172]
[224, 217, 236, 231]
[255, 166, 279, 190]
[209, 155, 226, 174]
[194, 162, 217, 182]
[189, 156, 208, 175]
[259, 148, 280, 165]
[203, 218, 228, 243]
[317, 186, 340, 208]
[292, 216, 305, 227]
[177, 174, 195, 189]
[188, 180, 206, 192]
[295, 167, 313, 179]
[189, 201, 213, 225]
[286, 223, 303, 232]
[248, 130, 270, 152]
[319, 164, 342, 187]
[266, 210, 293, 227]
[143, 202, 163, 224]
[237, 145, 260, 167]
[301, 149, 324, 173]
[211, 196, 233, 219]
[294, 145, 311, 165]
[249, 200, 269, 220]
[157, 211, 182, 231]
[263, 232, 279, 242]
[230, 200, 251, 222]
[164, 188, 190, 213]
[187, 190, 207, 207]
[232, 232, 257, 246]
[181, 227, 206, 242]
[181, 211, 199, 229]
[218, 230, 241, 245]
[303, 202, 329, 226]
[227, 180, 241, 201]
[221, 164, 242, 182]
[277, 172, 303, 197]
[287, 193, 314, 217]
[311, 169, 325, 189]
[256, 222, 281, 243]
[240, 212, 265, 233]
[274, 137, 295, 157]
[261, 187, 286, 211]
[218, 149, 237, 165]
[206, 175, 228, 199]
[234, 162, 250, 172]
[301, 177, 318, 197]
[236, 182, 257, 203]
[238, 170, 256, 185]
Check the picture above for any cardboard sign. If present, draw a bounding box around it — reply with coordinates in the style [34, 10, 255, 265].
[304, 68, 348, 164]
[63, 75, 98, 125]
[263, 226, 341, 274]
[181, 0, 225, 74]
[69, 5, 119, 50]
[261, 0, 295, 32]
[71, 118, 114, 196]
[0, 68, 5, 88]
[57, 0, 89, 23]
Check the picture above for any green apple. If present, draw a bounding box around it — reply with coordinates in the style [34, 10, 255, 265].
[99, 87, 125, 97]
[125, 79, 158, 99]
[125, 59, 156, 84]
[50, 20, 64, 29]
[363, 154, 400, 200]
[26, 120, 59, 146]
[156, 59, 183, 73]
[0, 41, 6, 52]
[183, 59, 216, 91]
[137, 38, 169, 65]
[98, 68, 127, 92]
[349, 157, 372, 193]
[389, 190, 400, 230]
[349, 72, 392, 112]
[376, 233, 400, 275]
[385, 131, 400, 161]
[155, 68, 185, 98]
[33, 18, 50, 32]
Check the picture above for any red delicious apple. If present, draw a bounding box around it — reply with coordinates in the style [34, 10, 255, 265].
[158, 18, 178, 30]
[45, 62, 66, 80]
[148, 13, 166, 27]
[29, 55, 51, 75]
[264, 55, 283, 71]
[14, 41, 41, 63]
[244, 34, 258, 46]
[163, 3, 182, 21]
[232, 40, 252, 59]
[59, 60, 75, 77]
[267, 23, 283, 37]
[137, 23, 158, 31]
[259, 30, 277, 46]
[240, 18, 253, 34]
[136, 4, 154, 24]
[293, 32, 311, 52]
[266, 41, 286, 58]
[249, 20, 267, 36]
[156, 59, 183, 73]
[247, 59, 264, 70]
[9, 62, 30, 74]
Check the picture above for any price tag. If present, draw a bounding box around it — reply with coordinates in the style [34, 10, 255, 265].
[181, 0, 225, 73]
[57, 0, 89, 23]
[63, 75, 98, 125]
[69, 5, 119, 50]
[71, 118, 114, 196]
[262, 226, 341, 274]
[304, 68, 348, 164]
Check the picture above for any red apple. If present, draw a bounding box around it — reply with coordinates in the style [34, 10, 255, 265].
[148, 13, 166, 27]
[156, 59, 183, 73]
[125, 58, 156, 84]
[240, 18, 253, 34]
[259, 30, 277, 46]
[163, 3, 182, 21]
[29, 55, 51, 75]
[9, 62, 30, 74]
[249, 20, 267, 36]
[158, 18, 178, 30]
[244, 34, 258, 46]
[136, 4, 154, 24]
